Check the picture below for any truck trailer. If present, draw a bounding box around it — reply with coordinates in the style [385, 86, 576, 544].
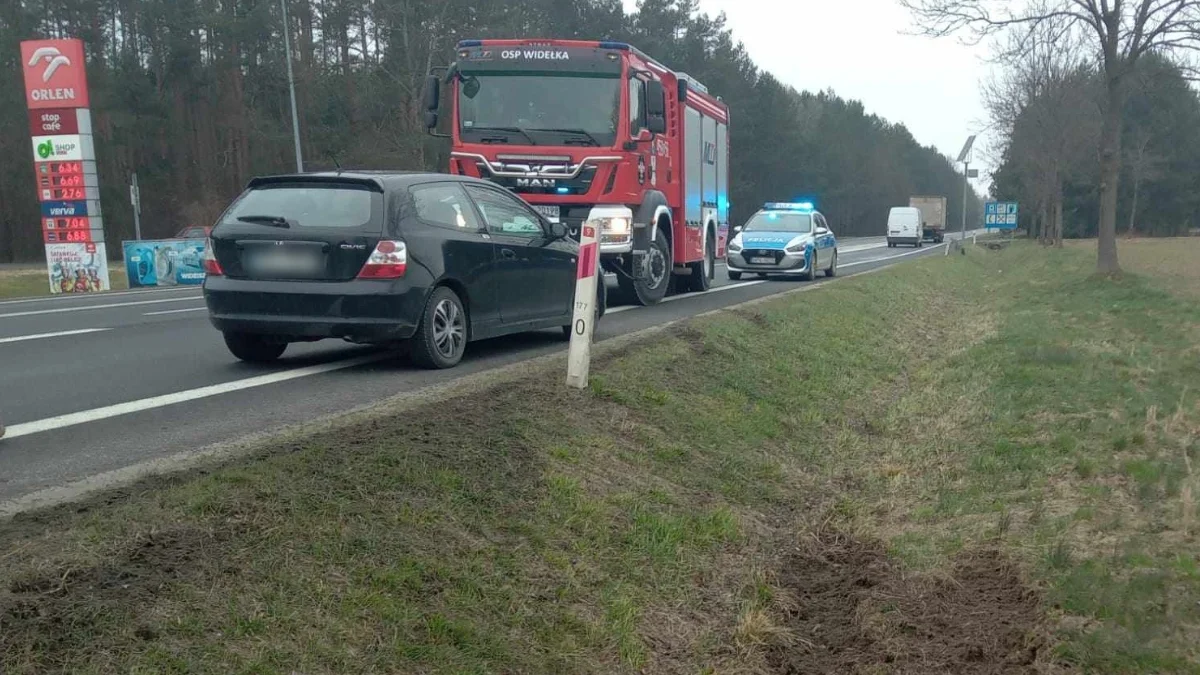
[423, 39, 731, 306]
[909, 195, 947, 243]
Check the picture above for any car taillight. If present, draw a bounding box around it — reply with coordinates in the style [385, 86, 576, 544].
[201, 238, 223, 276]
[358, 240, 407, 279]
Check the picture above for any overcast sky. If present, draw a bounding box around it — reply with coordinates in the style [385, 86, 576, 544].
[623, 0, 995, 190]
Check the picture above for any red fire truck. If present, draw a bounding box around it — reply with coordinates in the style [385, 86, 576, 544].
[422, 39, 730, 306]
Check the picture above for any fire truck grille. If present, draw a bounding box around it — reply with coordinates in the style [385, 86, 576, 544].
[477, 163, 598, 196]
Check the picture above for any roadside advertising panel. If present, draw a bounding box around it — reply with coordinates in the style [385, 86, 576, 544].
[45, 241, 110, 294]
[122, 239, 207, 288]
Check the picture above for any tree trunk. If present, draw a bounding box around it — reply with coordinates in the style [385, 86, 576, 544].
[1053, 174, 1064, 248]
[1054, 193, 1064, 248]
[1096, 77, 1124, 274]
[1128, 176, 1139, 236]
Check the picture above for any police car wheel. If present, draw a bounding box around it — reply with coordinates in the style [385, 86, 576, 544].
[801, 255, 817, 281]
[727, 271, 742, 281]
[825, 250, 838, 277]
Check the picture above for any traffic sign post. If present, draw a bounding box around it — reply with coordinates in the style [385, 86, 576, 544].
[22, 38, 109, 294]
[566, 223, 600, 389]
[984, 201, 1019, 231]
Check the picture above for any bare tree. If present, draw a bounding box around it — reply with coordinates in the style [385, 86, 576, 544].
[1124, 127, 1163, 235]
[984, 25, 1100, 247]
[901, 0, 1200, 275]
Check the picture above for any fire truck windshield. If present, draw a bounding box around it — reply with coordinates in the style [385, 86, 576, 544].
[457, 74, 620, 147]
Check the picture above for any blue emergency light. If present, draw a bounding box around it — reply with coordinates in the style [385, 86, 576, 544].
[764, 202, 814, 212]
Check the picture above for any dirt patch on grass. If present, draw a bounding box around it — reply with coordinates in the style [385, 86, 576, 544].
[769, 530, 1046, 674]
[1, 526, 227, 666]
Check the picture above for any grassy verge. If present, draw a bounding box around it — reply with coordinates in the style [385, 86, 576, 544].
[2, 240, 1199, 673]
[0, 267, 129, 298]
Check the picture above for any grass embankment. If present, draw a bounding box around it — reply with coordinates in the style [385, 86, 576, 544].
[0, 267, 129, 298]
[3, 239, 1199, 673]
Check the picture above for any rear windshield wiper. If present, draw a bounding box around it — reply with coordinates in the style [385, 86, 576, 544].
[534, 128, 602, 146]
[468, 126, 537, 145]
[236, 215, 291, 228]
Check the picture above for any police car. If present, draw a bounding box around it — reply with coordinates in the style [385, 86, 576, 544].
[725, 202, 838, 281]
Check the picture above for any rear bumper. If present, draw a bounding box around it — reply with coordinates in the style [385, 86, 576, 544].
[203, 276, 426, 343]
[887, 236, 921, 245]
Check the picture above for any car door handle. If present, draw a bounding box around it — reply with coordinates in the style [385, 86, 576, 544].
[500, 248, 516, 259]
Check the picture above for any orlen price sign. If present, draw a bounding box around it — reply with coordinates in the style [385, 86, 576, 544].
[21, 37, 108, 294]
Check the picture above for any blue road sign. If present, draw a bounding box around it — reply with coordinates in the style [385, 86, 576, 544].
[984, 201, 1018, 230]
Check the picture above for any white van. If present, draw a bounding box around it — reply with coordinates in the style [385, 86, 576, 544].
[886, 207, 923, 248]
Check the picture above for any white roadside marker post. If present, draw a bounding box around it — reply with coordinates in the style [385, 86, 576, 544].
[566, 223, 600, 389]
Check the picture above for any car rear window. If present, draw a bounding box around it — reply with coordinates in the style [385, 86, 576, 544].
[223, 184, 376, 229]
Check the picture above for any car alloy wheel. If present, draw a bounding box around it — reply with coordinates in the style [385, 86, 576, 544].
[432, 297, 465, 360]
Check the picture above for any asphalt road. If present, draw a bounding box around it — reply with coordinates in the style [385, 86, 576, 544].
[0, 233, 976, 505]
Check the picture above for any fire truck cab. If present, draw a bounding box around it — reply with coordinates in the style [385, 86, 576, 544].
[423, 39, 730, 306]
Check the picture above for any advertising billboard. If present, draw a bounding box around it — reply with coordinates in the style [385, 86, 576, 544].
[123, 239, 207, 288]
[46, 241, 110, 294]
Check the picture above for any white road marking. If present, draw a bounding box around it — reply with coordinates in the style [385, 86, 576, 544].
[607, 242, 952, 314]
[0, 328, 112, 345]
[0, 286, 201, 307]
[0, 296, 200, 319]
[2, 354, 387, 440]
[144, 306, 207, 316]
[606, 280, 767, 314]
[841, 243, 946, 268]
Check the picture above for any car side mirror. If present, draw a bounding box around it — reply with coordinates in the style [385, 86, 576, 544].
[731, 225, 742, 235]
[549, 220, 569, 240]
[646, 80, 666, 134]
[816, 227, 829, 235]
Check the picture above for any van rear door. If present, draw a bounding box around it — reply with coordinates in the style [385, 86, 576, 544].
[210, 177, 385, 282]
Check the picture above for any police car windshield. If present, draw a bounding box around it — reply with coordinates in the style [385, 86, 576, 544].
[744, 211, 813, 233]
[458, 74, 620, 147]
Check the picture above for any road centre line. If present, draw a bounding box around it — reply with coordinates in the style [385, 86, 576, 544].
[0, 286, 200, 307]
[0, 296, 201, 319]
[0, 328, 112, 345]
[2, 354, 388, 440]
[144, 307, 207, 316]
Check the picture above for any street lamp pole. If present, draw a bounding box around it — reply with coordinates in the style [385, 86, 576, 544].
[281, 0, 303, 173]
[961, 158, 969, 240]
[956, 134, 976, 242]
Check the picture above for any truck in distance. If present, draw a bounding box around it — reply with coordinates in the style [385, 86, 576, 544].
[421, 39, 731, 306]
[909, 195, 947, 243]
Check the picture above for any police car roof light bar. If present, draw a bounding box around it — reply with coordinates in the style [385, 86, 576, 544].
[764, 202, 814, 212]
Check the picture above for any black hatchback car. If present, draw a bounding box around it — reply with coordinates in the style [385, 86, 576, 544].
[202, 172, 605, 369]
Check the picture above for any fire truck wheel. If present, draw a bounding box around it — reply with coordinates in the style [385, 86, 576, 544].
[617, 227, 671, 306]
[681, 229, 715, 293]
